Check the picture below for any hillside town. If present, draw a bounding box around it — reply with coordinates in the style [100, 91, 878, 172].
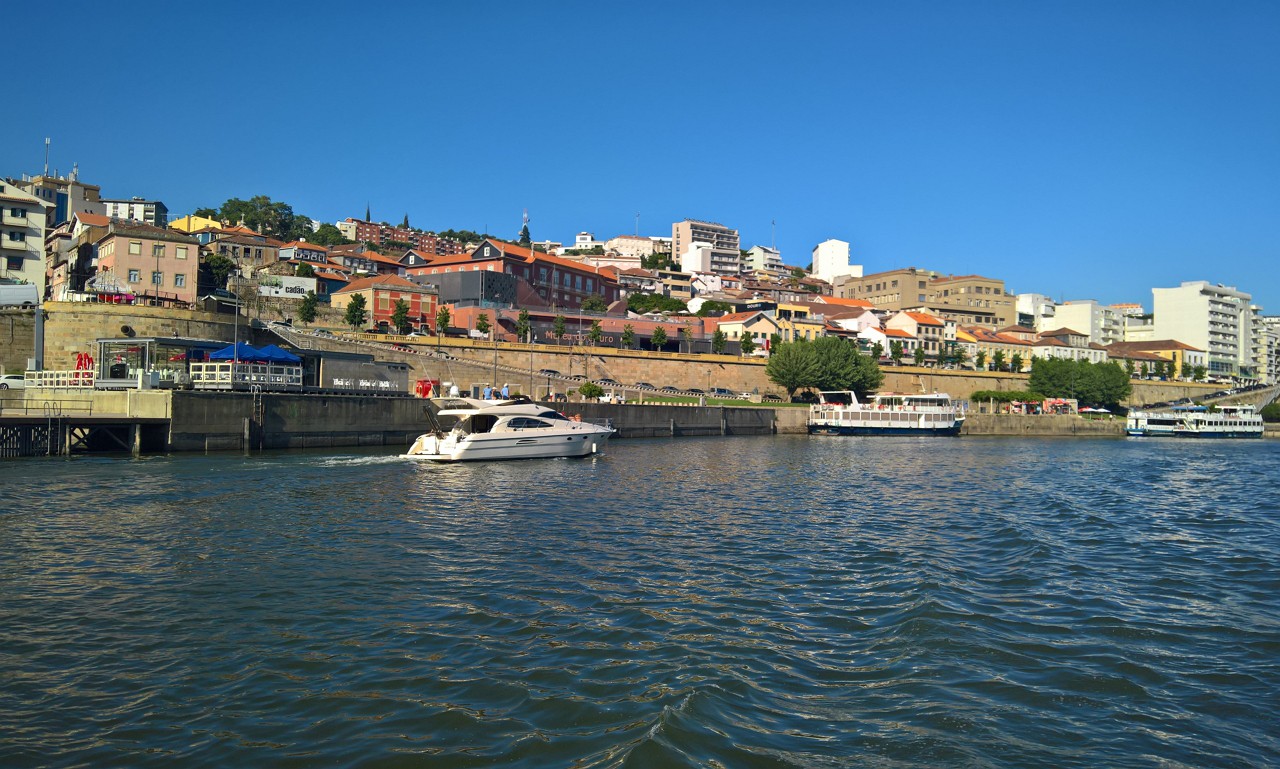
[2, 164, 1277, 387]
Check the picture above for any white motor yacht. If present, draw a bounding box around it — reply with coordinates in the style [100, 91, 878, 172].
[403, 396, 614, 462]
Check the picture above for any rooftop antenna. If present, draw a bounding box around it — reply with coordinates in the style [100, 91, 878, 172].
[771, 219, 776, 251]
[43, 137, 50, 176]
[635, 211, 640, 236]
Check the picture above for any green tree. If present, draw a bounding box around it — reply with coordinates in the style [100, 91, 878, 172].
[711, 329, 727, 354]
[577, 382, 604, 400]
[913, 346, 927, 366]
[765, 339, 821, 398]
[739, 331, 757, 356]
[680, 326, 693, 353]
[952, 345, 969, 368]
[1010, 353, 1024, 373]
[587, 320, 603, 345]
[976, 350, 987, 370]
[640, 252, 672, 270]
[651, 326, 667, 349]
[475, 312, 491, 337]
[696, 300, 732, 317]
[812, 336, 857, 391]
[1193, 365, 1207, 382]
[515, 309, 531, 342]
[627, 293, 687, 315]
[297, 290, 318, 326]
[1180, 360, 1192, 380]
[310, 223, 352, 247]
[344, 294, 368, 330]
[203, 253, 237, 289]
[1125, 358, 1136, 378]
[1140, 362, 1149, 379]
[889, 341, 904, 366]
[401, 213, 410, 229]
[581, 294, 608, 313]
[621, 324, 635, 349]
[295, 261, 315, 278]
[552, 315, 567, 344]
[391, 299, 411, 334]
[871, 342, 884, 362]
[1260, 403, 1280, 423]
[992, 350, 1006, 371]
[1028, 358, 1130, 409]
[210, 195, 304, 241]
[435, 306, 451, 337]
[518, 223, 531, 247]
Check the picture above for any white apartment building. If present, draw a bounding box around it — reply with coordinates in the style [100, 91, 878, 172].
[671, 219, 739, 276]
[743, 245, 784, 275]
[604, 234, 656, 260]
[1257, 315, 1280, 384]
[811, 239, 862, 284]
[1152, 281, 1253, 378]
[0, 181, 50, 295]
[1016, 293, 1056, 329]
[1052, 300, 1124, 345]
[102, 197, 168, 227]
[678, 242, 715, 274]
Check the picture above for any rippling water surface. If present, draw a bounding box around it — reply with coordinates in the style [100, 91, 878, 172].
[2, 436, 1278, 768]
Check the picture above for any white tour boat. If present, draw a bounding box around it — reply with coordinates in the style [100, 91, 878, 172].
[404, 396, 614, 461]
[808, 391, 966, 436]
[1125, 403, 1263, 439]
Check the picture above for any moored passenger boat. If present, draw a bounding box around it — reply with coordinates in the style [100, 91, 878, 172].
[404, 396, 614, 461]
[808, 391, 966, 436]
[1125, 404, 1263, 438]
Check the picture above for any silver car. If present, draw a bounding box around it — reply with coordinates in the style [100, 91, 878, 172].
[0, 374, 26, 390]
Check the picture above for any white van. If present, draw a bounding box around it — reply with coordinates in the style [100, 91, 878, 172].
[0, 283, 39, 307]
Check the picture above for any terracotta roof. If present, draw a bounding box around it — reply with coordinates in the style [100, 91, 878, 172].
[904, 311, 945, 326]
[76, 212, 110, 227]
[998, 325, 1037, 334]
[282, 241, 329, 252]
[929, 274, 1002, 284]
[1105, 340, 1203, 353]
[333, 274, 430, 295]
[883, 328, 915, 338]
[717, 310, 771, 323]
[223, 225, 263, 236]
[1039, 327, 1087, 338]
[816, 296, 874, 308]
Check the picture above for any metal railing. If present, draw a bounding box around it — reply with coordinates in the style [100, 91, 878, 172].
[24, 370, 97, 388]
[189, 362, 303, 390]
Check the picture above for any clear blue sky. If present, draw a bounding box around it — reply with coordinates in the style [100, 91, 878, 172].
[8, 1, 1278, 309]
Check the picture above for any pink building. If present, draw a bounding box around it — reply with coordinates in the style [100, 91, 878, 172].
[93, 222, 200, 304]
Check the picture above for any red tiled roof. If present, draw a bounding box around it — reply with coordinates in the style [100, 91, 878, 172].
[282, 241, 330, 252]
[883, 328, 915, 338]
[77, 212, 110, 227]
[904, 311, 945, 326]
[817, 296, 874, 308]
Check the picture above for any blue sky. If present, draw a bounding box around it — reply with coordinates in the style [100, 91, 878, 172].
[8, 1, 1278, 309]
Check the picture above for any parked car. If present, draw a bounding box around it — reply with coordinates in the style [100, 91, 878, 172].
[633, 382, 655, 390]
[761, 393, 784, 403]
[686, 388, 706, 395]
[0, 374, 25, 390]
[658, 385, 681, 392]
[596, 378, 620, 386]
[537, 368, 562, 377]
[709, 387, 735, 398]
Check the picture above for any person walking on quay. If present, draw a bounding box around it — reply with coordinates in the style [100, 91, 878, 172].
[501, 383, 509, 399]
[483, 385, 493, 400]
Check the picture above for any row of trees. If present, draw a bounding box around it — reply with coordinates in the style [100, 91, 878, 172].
[765, 338, 884, 399]
[1027, 358, 1131, 409]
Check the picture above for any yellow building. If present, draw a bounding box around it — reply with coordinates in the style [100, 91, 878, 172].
[169, 214, 222, 233]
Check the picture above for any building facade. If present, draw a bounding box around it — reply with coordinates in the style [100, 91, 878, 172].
[0, 181, 49, 293]
[811, 239, 861, 284]
[671, 219, 739, 276]
[336, 218, 466, 256]
[102, 197, 168, 227]
[744, 245, 784, 275]
[1152, 281, 1253, 378]
[6, 172, 102, 226]
[93, 223, 199, 304]
[1051, 300, 1123, 346]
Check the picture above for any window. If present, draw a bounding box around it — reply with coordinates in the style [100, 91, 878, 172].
[5, 256, 20, 271]
[153, 244, 165, 258]
[9, 207, 25, 219]
[174, 273, 186, 288]
[129, 241, 142, 255]
[6, 231, 23, 242]
[128, 269, 140, 282]
[152, 271, 163, 285]
[176, 246, 188, 260]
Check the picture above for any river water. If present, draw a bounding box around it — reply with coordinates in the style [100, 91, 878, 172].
[1, 436, 1277, 768]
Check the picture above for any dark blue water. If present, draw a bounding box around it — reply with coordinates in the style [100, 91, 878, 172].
[2, 436, 1278, 768]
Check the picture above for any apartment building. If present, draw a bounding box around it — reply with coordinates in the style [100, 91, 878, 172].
[743, 245, 784, 275]
[836, 267, 936, 309]
[811, 239, 861, 284]
[93, 223, 199, 304]
[0, 181, 49, 294]
[671, 219, 739, 276]
[102, 197, 168, 227]
[926, 274, 1016, 329]
[6, 171, 102, 226]
[1051, 300, 1124, 345]
[336, 218, 465, 257]
[1152, 281, 1253, 378]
